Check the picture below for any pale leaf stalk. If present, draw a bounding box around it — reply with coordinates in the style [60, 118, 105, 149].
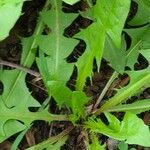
[94, 71, 118, 109]
[94, 73, 150, 115]
[0, 59, 40, 77]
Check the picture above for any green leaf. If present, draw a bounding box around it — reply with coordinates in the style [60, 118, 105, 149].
[92, 0, 130, 48]
[88, 135, 105, 150]
[0, 95, 67, 142]
[0, 0, 25, 41]
[62, 0, 80, 5]
[118, 141, 128, 150]
[11, 126, 30, 150]
[106, 99, 150, 113]
[98, 68, 150, 113]
[103, 34, 126, 73]
[0, 5, 46, 107]
[75, 22, 105, 90]
[37, 0, 78, 82]
[0, 120, 26, 143]
[75, 0, 130, 90]
[0, 70, 40, 107]
[140, 49, 150, 65]
[104, 112, 121, 131]
[46, 81, 89, 121]
[125, 24, 150, 69]
[70, 91, 89, 122]
[47, 81, 72, 107]
[122, 112, 150, 146]
[85, 112, 150, 147]
[129, 0, 150, 25]
[36, 0, 79, 108]
[26, 132, 68, 150]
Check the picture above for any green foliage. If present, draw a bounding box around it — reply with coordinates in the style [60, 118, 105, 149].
[26, 135, 68, 150]
[88, 135, 105, 150]
[125, 24, 150, 69]
[0, 70, 40, 107]
[0, 90, 67, 142]
[0, 0, 25, 41]
[37, 0, 78, 106]
[103, 35, 126, 73]
[98, 68, 150, 112]
[62, 0, 80, 5]
[129, 0, 150, 25]
[106, 99, 150, 114]
[76, 0, 130, 90]
[85, 112, 150, 147]
[118, 141, 136, 150]
[118, 141, 128, 150]
[0, 0, 150, 149]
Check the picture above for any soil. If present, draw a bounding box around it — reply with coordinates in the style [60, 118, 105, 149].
[0, 0, 150, 150]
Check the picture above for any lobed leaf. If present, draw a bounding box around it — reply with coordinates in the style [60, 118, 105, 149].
[88, 135, 105, 150]
[0, 70, 40, 107]
[129, 0, 150, 25]
[85, 112, 150, 147]
[0, 1, 52, 142]
[36, 0, 79, 107]
[98, 68, 150, 112]
[0, 0, 25, 41]
[0, 94, 67, 142]
[125, 24, 150, 69]
[103, 35, 126, 73]
[76, 0, 130, 90]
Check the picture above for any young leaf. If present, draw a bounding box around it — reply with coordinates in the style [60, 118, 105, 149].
[88, 135, 105, 150]
[0, 0, 25, 41]
[129, 0, 150, 25]
[70, 91, 89, 122]
[106, 99, 150, 114]
[75, 0, 130, 90]
[85, 112, 150, 147]
[47, 81, 72, 107]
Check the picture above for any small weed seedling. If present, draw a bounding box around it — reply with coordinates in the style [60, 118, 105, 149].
[0, 0, 150, 149]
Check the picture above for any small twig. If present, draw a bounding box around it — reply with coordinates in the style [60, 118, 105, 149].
[0, 59, 41, 78]
[86, 71, 118, 114]
[93, 71, 118, 109]
[27, 80, 46, 92]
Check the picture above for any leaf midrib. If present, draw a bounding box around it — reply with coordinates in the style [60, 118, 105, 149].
[54, 0, 60, 76]
[4, 9, 44, 106]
